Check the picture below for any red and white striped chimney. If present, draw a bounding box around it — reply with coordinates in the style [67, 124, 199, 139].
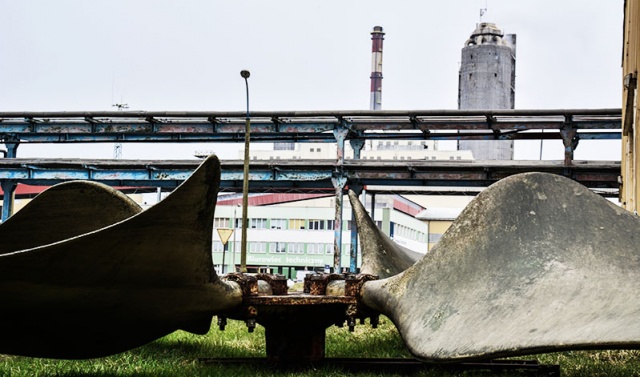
[370, 26, 385, 110]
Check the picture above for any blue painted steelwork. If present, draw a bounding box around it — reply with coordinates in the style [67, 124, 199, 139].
[0, 159, 620, 191]
[1, 138, 19, 220]
[331, 175, 347, 271]
[349, 184, 363, 272]
[0, 109, 621, 144]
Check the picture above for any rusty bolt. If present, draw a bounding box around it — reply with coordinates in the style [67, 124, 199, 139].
[217, 316, 227, 331]
[370, 315, 380, 329]
[246, 318, 257, 333]
[348, 317, 356, 332]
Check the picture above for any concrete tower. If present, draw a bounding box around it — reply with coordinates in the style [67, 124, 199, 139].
[370, 26, 385, 110]
[458, 22, 516, 160]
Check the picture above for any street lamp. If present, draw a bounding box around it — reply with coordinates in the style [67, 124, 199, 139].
[240, 70, 251, 273]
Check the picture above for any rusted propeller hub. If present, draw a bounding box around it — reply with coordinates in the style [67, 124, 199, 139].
[220, 272, 379, 362]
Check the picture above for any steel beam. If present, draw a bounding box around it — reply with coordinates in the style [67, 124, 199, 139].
[0, 159, 620, 196]
[0, 109, 621, 144]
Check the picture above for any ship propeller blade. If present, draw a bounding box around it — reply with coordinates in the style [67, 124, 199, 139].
[0, 180, 142, 254]
[348, 190, 422, 278]
[0, 155, 242, 359]
[360, 172, 640, 362]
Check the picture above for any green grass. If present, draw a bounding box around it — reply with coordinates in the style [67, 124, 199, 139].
[1, 317, 639, 376]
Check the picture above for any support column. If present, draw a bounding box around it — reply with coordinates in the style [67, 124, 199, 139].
[349, 139, 365, 160]
[370, 193, 376, 223]
[331, 176, 346, 272]
[331, 125, 350, 272]
[347, 138, 365, 272]
[560, 118, 578, 167]
[349, 184, 363, 272]
[1, 141, 19, 222]
[333, 127, 348, 164]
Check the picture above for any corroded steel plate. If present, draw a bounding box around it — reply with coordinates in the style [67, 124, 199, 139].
[0, 155, 242, 359]
[362, 172, 640, 362]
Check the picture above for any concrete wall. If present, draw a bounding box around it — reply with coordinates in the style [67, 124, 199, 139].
[458, 23, 516, 160]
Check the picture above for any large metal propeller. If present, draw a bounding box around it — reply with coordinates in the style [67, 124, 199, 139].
[2, 157, 639, 363]
[0, 181, 142, 254]
[0, 155, 242, 359]
[348, 190, 422, 278]
[360, 172, 640, 362]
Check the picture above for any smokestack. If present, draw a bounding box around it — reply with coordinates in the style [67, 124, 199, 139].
[370, 26, 385, 110]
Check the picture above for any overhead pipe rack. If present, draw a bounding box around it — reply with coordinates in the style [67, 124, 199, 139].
[0, 109, 623, 269]
[0, 109, 621, 146]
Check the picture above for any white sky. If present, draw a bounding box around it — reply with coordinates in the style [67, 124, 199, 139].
[0, 0, 624, 160]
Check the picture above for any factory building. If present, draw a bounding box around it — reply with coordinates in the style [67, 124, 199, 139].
[211, 193, 428, 278]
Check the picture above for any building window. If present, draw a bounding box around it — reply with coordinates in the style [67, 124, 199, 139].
[316, 148, 321, 152]
[270, 218, 287, 229]
[213, 217, 229, 228]
[307, 243, 322, 254]
[457, 156, 462, 160]
[250, 218, 267, 229]
[287, 243, 304, 254]
[269, 242, 286, 253]
[308, 219, 325, 230]
[325, 244, 333, 255]
[212, 241, 224, 253]
[310, 148, 315, 152]
[249, 242, 267, 254]
[375, 220, 383, 229]
[234, 218, 246, 228]
[289, 219, 306, 229]
[377, 156, 382, 160]
[327, 220, 335, 229]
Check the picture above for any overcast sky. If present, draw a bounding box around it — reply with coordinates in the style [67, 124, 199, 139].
[0, 0, 624, 160]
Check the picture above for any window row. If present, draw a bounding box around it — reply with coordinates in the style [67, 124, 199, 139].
[213, 241, 334, 255]
[394, 223, 427, 242]
[214, 218, 337, 230]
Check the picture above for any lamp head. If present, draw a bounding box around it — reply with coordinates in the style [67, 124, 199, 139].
[240, 70, 250, 79]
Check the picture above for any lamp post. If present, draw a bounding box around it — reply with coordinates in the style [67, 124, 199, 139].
[240, 70, 251, 273]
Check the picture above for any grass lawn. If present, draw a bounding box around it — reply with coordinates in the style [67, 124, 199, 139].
[1, 316, 639, 376]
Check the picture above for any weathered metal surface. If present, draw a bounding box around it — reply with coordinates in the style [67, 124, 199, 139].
[361, 172, 640, 362]
[348, 190, 422, 278]
[0, 158, 621, 194]
[0, 155, 243, 359]
[0, 181, 141, 253]
[0, 109, 620, 145]
[220, 273, 378, 362]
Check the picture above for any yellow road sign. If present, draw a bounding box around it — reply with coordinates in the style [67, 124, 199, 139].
[217, 228, 234, 245]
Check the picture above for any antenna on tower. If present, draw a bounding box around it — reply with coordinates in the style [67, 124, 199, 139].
[112, 102, 128, 159]
[479, 0, 488, 21]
